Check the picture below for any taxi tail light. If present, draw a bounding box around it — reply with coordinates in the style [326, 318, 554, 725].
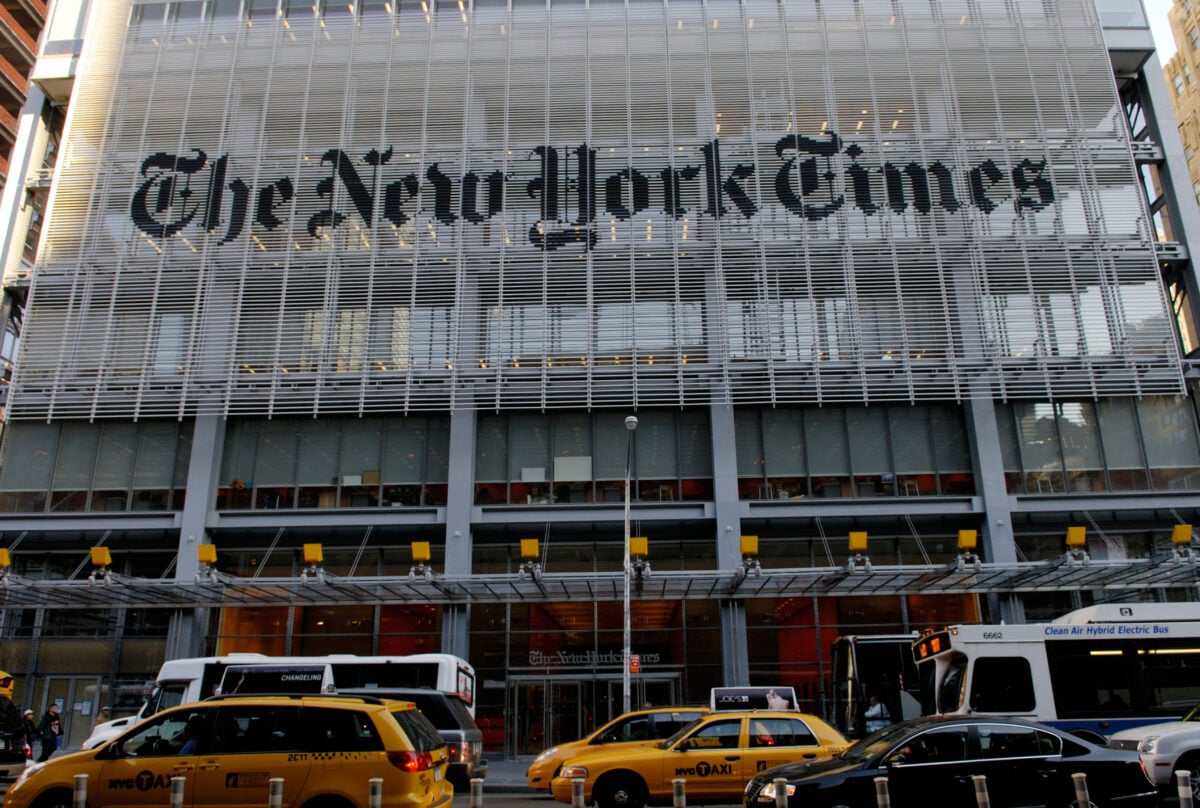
[388, 750, 435, 772]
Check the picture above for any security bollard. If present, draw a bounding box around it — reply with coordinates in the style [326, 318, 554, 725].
[1178, 770, 1195, 808]
[571, 778, 586, 808]
[470, 777, 484, 808]
[269, 777, 285, 808]
[874, 776, 891, 808]
[1071, 772, 1090, 808]
[971, 774, 989, 808]
[171, 776, 186, 808]
[73, 774, 87, 808]
[672, 777, 686, 808]
[369, 777, 383, 808]
[773, 777, 788, 808]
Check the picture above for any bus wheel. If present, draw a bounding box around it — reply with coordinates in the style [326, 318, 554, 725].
[593, 773, 647, 808]
[1174, 753, 1200, 801]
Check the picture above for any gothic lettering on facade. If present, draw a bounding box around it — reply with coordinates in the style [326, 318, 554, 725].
[130, 133, 1056, 253]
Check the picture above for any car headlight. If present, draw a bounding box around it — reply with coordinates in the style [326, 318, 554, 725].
[534, 747, 559, 763]
[756, 781, 795, 802]
[1139, 737, 1159, 754]
[560, 765, 589, 779]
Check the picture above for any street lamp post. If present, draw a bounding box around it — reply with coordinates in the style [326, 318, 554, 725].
[622, 414, 638, 715]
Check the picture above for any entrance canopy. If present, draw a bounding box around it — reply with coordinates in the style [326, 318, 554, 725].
[0, 552, 1195, 610]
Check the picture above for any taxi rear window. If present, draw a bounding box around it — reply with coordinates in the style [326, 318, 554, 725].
[304, 707, 384, 753]
[392, 708, 446, 753]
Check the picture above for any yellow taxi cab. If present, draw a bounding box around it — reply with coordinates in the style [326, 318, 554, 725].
[550, 709, 848, 808]
[3, 693, 453, 808]
[527, 706, 708, 791]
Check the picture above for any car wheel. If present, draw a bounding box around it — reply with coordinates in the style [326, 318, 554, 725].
[593, 773, 647, 808]
[1174, 753, 1200, 802]
[300, 795, 355, 808]
[31, 789, 76, 808]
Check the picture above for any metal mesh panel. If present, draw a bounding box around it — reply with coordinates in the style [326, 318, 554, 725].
[10, 0, 1182, 419]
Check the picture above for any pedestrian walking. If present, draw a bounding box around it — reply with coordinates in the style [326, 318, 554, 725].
[36, 703, 62, 762]
[92, 705, 110, 727]
[20, 708, 36, 759]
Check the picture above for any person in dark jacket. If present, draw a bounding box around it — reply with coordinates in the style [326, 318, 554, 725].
[0, 672, 24, 759]
[20, 708, 36, 758]
[36, 703, 62, 762]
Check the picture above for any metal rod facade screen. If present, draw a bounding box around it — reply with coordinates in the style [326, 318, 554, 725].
[12, 0, 1179, 420]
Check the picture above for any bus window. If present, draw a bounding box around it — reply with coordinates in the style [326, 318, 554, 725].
[968, 657, 1034, 712]
[1142, 644, 1200, 713]
[938, 657, 967, 713]
[1046, 641, 1135, 717]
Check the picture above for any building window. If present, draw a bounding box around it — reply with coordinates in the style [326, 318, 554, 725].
[217, 415, 450, 509]
[0, 420, 191, 513]
[1176, 73, 1187, 96]
[1190, 27, 1200, 49]
[1187, 63, 1195, 85]
[473, 409, 714, 505]
[995, 396, 1200, 494]
[734, 405, 974, 500]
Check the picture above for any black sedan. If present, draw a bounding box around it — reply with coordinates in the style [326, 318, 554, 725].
[744, 717, 1158, 808]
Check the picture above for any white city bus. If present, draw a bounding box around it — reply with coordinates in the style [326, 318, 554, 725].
[82, 652, 475, 748]
[913, 603, 1200, 741]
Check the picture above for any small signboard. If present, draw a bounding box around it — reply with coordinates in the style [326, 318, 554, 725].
[219, 664, 332, 695]
[709, 686, 797, 711]
[630, 654, 641, 673]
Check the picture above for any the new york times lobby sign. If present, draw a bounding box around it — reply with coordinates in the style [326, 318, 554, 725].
[128, 131, 1056, 255]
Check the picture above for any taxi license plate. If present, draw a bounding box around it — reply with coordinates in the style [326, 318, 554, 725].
[434, 768, 442, 781]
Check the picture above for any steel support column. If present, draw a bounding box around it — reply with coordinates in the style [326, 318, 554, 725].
[711, 402, 749, 685]
[442, 405, 477, 660]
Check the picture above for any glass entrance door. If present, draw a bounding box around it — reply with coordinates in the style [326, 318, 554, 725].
[606, 676, 680, 714]
[41, 676, 103, 751]
[505, 674, 681, 758]
[508, 677, 587, 756]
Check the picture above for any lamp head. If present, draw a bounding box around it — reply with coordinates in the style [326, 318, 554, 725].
[625, 415, 638, 431]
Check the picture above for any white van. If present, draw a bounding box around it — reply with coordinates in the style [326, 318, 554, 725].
[82, 652, 475, 749]
[81, 653, 273, 749]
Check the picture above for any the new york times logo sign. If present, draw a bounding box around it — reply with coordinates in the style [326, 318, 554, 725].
[129, 132, 1055, 252]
